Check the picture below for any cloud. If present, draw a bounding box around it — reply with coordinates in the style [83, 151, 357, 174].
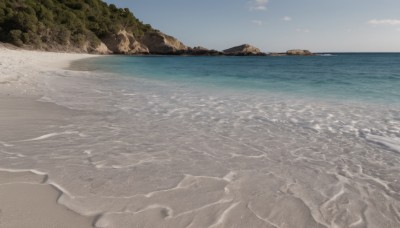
[250, 0, 269, 11]
[368, 19, 400, 26]
[283, 16, 292, 21]
[252, 20, 263, 26]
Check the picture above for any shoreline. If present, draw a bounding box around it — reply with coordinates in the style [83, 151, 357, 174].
[0, 46, 99, 227]
[1, 42, 318, 57]
[1, 45, 400, 228]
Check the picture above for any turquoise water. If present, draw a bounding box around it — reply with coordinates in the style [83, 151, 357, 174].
[80, 54, 400, 104]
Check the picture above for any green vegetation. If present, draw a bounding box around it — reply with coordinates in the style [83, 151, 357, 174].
[0, 0, 153, 50]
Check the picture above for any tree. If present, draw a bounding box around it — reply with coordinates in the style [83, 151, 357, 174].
[9, 29, 23, 46]
[0, 0, 154, 50]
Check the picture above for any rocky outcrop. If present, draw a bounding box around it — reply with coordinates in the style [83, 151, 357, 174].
[94, 42, 112, 54]
[223, 44, 264, 56]
[286, 49, 313, 56]
[268, 52, 287, 56]
[141, 31, 188, 54]
[102, 30, 149, 54]
[186, 46, 222, 56]
[95, 30, 315, 57]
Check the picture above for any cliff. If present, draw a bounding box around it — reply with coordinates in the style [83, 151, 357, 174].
[102, 30, 149, 54]
[0, 0, 194, 55]
[141, 31, 188, 54]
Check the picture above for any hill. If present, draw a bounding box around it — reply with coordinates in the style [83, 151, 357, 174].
[0, 0, 183, 53]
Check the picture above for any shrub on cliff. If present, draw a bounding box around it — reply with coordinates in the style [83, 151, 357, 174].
[0, 0, 153, 50]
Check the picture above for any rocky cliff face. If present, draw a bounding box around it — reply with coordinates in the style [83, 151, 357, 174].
[100, 30, 188, 55]
[141, 31, 188, 54]
[94, 42, 112, 55]
[102, 30, 149, 54]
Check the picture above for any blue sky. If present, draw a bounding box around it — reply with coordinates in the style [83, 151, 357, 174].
[105, 0, 400, 52]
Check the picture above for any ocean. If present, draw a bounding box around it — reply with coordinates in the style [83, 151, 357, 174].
[5, 54, 400, 227]
[77, 53, 400, 104]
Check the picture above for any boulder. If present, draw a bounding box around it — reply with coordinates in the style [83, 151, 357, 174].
[286, 49, 313, 56]
[102, 30, 149, 54]
[223, 44, 263, 55]
[141, 31, 188, 54]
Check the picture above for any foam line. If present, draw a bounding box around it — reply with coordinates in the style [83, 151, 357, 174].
[15, 131, 79, 142]
[365, 134, 400, 154]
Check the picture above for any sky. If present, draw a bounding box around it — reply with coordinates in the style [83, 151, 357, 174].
[104, 0, 400, 52]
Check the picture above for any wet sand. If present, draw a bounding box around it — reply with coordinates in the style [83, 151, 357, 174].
[0, 170, 94, 228]
[0, 45, 97, 227]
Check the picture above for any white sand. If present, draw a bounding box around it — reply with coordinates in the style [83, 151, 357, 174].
[0, 45, 97, 227]
[0, 44, 95, 98]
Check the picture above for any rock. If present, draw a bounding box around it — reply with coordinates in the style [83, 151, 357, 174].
[141, 31, 188, 54]
[102, 30, 149, 54]
[102, 30, 129, 54]
[94, 42, 111, 54]
[128, 39, 149, 54]
[267, 52, 287, 56]
[286, 49, 313, 56]
[223, 44, 264, 56]
[187, 46, 222, 56]
[193, 46, 208, 51]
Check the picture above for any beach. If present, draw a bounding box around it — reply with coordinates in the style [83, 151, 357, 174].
[0, 46, 96, 227]
[1, 45, 400, 228]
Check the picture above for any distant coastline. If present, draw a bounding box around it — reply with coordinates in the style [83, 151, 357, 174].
[0, 1, 315, 57]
